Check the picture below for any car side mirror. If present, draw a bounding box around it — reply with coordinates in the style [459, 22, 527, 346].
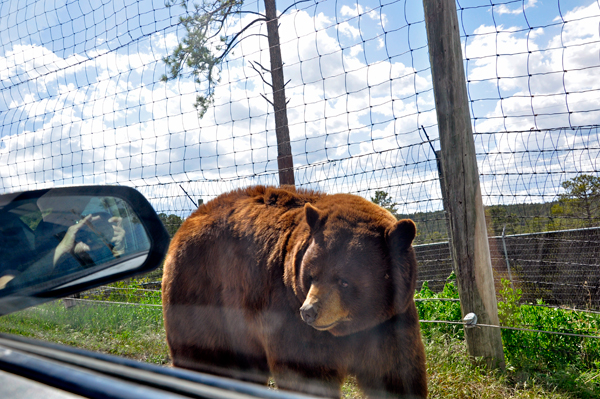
[0, 186, 170, 315]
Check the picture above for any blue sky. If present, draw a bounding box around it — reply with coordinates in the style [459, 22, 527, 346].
[0, 0, 598, 216]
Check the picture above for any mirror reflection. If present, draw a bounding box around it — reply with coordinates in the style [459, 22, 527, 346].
[0, 192, 151, 294]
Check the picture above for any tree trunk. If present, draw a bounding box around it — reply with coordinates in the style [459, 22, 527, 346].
[264, 0, 295, 186]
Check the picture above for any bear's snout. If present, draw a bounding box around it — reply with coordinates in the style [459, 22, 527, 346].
[300, 303, 318, 325]
[299, 284, 350, 332]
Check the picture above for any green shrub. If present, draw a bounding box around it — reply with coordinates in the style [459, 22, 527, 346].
[498, 279, 600, 373]
[415, 273, 463, 339]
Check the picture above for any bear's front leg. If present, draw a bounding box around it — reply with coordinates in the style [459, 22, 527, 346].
[354, 364, 427, 399]
[352, 312, 427, 399]
[268, 357, 345, 398]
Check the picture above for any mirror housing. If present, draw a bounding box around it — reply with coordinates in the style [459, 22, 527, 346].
[0, 186, 170, 315]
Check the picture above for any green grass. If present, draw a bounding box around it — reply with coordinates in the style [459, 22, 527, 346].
[0, 283, 168, 364]
[1, 276, 600, 397]
[339, 333, 576, 399]
[425, 334, 572, 399]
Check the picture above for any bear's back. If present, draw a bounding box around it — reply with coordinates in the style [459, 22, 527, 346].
[162, 186, 321, 309]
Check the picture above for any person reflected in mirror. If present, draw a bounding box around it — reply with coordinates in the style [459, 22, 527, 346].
[54, 212, 126, 269]
[1, 212, 126, 291]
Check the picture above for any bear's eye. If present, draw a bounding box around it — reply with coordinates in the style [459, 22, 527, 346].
[306, 275, 313, 286]
[338, 279, 349, 288]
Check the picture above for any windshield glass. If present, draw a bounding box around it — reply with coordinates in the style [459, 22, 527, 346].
[3, 0, 600, 398]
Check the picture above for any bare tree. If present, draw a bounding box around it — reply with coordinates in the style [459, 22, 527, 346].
[162, 0, 296, 185]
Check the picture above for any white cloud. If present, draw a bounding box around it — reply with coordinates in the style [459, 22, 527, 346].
[340, 4, 364, 18]
[0, 44, 88, 84]
[467, 2, 600, 134]
[464, 2, 600, 204]
[495, 0, 538, 15]
[340, 4, 387, 28]
[338, 21, 361, 39]
[0, 1, 433, 208]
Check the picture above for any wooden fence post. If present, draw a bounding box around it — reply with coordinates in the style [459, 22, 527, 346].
[423, 0, 505, 369]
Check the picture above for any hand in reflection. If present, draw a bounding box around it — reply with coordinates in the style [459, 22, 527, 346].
[0, 275, 15, 290]
[109, 216, 125, 257]
[54, 214, 95, 267]
[54, 213, 125, 268]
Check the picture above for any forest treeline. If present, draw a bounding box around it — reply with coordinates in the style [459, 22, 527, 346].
[373, 174, 600, 245]
[158, 175, 600, 245]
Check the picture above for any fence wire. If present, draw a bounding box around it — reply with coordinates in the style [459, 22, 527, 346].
[1, 0, 600, 308]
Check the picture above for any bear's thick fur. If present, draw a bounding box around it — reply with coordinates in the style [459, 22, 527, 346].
[162, 186, 427, 398]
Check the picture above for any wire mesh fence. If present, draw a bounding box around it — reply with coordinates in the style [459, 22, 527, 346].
[415, 226, 600, 308]
[0, 0, 440, 218]
[0, 0, 600, 308]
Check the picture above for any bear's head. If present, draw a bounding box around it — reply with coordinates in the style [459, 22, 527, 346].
[293, 200, 417, 337]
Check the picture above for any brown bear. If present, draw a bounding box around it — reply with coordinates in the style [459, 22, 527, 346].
[162, 186, 427, 398]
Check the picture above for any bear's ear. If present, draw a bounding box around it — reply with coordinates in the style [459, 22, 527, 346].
[386, 219, 417, 314]
[304, 203, 325, 232]
[386, 219, 416, 251]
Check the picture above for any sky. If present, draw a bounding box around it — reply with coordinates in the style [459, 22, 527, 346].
[0, 0, 598, 217]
